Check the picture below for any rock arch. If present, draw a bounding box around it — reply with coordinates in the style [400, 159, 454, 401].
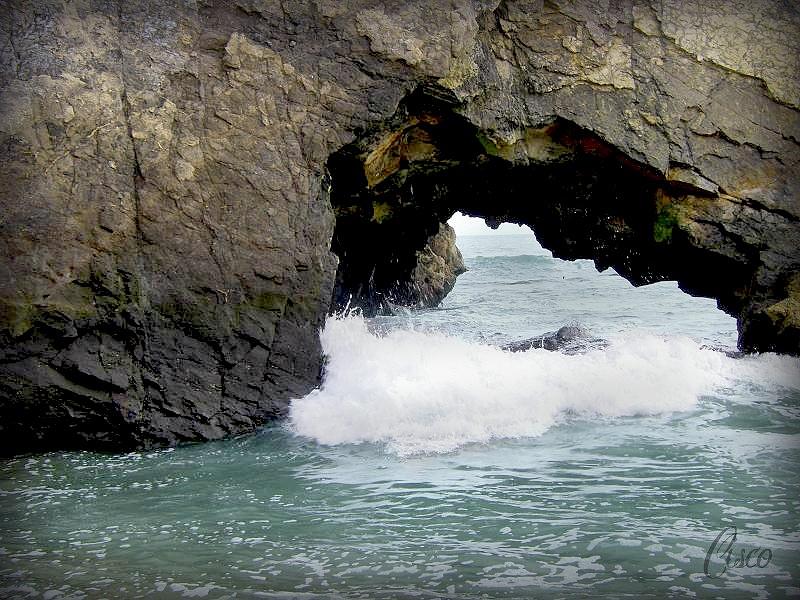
[328, 88, 798, 353]
[1, 0, 798, 453]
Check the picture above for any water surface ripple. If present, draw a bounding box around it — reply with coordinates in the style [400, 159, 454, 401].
[1, 235, 798, 598]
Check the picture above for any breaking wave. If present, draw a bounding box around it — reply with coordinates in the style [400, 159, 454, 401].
[288, 316, 799, 456]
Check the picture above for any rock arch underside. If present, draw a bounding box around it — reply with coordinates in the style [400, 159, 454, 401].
[0, 0, 798, 453]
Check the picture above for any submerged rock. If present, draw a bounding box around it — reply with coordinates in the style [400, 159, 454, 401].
[503, 326, 607, 354]
[0, 0, 797, 452]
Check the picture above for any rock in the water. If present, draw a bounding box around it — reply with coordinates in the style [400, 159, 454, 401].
[410, 223, 467, 308]
[503, 326, 607, 354]
[331, 221, 466, 314]
[1, 0, 798, 453]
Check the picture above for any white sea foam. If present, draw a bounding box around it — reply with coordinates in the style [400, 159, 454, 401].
[732, 352, 800, 391]
[288, 316, 799, 456]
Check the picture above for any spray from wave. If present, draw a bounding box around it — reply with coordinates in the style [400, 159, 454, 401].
[288, 315, 799, 456]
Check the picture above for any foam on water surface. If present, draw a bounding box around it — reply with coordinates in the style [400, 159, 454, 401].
[289, 316, 798, 455]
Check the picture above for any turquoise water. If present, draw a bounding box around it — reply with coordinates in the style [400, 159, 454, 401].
[2, 234, 799, 598]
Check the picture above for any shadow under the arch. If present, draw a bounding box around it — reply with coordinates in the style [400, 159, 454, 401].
[325, 86, 768, 350]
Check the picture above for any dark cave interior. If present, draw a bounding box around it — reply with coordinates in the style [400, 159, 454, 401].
[326, 88, 752, 332]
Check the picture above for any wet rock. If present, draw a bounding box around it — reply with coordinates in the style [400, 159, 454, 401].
[1, 0, 797, 453]
[503, 326, 607, 354]
[410, 223, 467, 308]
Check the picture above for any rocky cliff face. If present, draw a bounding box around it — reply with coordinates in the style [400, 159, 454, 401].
[1, 0, 798, 452]
[411, 223, 466, 309]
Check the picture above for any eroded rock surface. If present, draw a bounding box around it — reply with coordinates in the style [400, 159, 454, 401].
[410, 223, 466, 309]
[1, 0, 797, 452]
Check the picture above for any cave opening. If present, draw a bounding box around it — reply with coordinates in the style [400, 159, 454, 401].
[325, 87, 756, 346]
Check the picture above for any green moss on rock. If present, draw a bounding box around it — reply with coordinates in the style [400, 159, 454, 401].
[0, 299, 35, 337]
[475, 131, 499, 156]
[250, 292, 288, 313]
[653, 206, 678, 243]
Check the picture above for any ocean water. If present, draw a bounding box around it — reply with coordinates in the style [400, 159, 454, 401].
[2, 233, 799, 599]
